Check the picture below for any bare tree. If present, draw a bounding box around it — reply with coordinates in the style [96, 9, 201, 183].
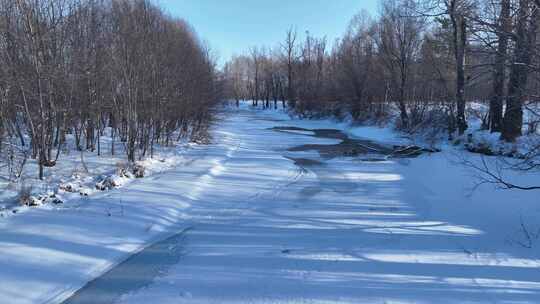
[282, 27, 298, 108]
[488, 0, 511, 133]
[377, 0, 426, 129]
[502, 0, 539, 142]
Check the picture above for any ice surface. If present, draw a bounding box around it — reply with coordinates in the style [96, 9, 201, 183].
[1, 103, 540, 304]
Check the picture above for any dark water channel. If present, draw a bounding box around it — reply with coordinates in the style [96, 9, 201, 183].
[62, 228, 191, 304]
[271, 126, 436, 160]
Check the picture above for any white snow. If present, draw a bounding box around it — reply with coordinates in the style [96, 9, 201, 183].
[1, 102, 540, 304]
[0, 127, 187, 216]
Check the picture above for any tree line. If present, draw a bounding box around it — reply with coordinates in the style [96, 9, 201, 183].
[0, 0, 220, 180]
[223, 0, 540, 144]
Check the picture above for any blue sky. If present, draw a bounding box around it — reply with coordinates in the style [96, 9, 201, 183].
[156, 0, 379, 65]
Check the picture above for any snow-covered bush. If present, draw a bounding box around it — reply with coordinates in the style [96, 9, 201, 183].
[59, 182, 78, 193]
[95, 176, 120, 191]
[18, 183, 33, 206]
[132, 163, 146, 178]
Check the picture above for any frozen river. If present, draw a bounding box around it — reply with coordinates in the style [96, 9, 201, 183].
[61, 107, 540, 304]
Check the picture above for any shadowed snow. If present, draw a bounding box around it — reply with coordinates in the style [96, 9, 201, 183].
[1, 104, 540, 304]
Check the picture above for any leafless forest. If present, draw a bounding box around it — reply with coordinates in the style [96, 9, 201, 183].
[223, 0, 540, 147]
[0, 0, 220, 180]
[1, 0, 540, 187]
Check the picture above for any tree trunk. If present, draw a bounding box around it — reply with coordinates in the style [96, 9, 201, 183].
[451, 13, 468, 135]
[502, 0, 537, 141]
[489, 0, 510, 133]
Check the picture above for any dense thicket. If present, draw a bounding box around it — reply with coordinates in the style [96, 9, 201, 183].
[0, 0, 219, 180]
[223, 0, 540, 142]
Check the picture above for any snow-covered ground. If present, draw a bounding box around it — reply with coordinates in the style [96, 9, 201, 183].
[0, 127, 188, 216]
[2, 103, 540, 303]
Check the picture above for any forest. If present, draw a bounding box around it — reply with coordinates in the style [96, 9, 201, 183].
[223, 0, 540, 148]
[0, 0, 220, 181]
